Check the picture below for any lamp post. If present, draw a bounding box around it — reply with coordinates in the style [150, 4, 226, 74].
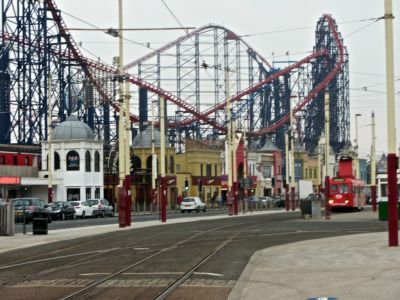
[151, 100, 157, 213]
[289, 96, 295, 211]
[159, 97, 167, 222]
[285, 133, 289, 211]
[355, 113, 362, 179]
[47, 77, 53, 204]
[384, 0, 398, 246]
[324, 90, 331, 220]
[370, 111, 377, 212]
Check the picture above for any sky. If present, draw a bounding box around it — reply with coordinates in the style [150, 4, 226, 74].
[55, 0, 400, 158]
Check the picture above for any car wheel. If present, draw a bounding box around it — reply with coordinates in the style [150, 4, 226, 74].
[181, 210, 184, 213]
[48, 215, 52, 223]
[203, 208, 206, 212]
[82, 211, 85, 219]
[188, 210, 192, 213]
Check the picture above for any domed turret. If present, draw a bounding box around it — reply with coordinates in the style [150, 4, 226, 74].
[52, 115, 95, 141]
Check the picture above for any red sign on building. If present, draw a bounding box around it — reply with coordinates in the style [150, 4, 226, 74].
[0, 176, 21, 185]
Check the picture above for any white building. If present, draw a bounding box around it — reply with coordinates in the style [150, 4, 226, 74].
[40, 115, 103, 202]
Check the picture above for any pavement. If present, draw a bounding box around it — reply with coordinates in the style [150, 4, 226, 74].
[1, 209, 400, 300]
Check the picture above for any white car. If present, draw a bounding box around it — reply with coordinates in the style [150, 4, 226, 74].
[180, 197, 206, 213]
[70, 200, 94, 218]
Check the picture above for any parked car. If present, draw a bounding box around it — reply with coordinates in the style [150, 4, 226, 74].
[180, 197, 206, 213]
[259, 196, 273, 208]
[273, 196, 286, 208]
[87, 199, 114, 217]
[49, 201, 76, 220]
[70, 200, 94, 218]
[10, 198, 52, 223]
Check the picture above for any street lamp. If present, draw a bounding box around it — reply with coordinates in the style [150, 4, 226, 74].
[355, 113, 361, 179]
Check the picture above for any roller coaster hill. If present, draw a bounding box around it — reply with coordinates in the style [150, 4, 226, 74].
[0, 0, 350, 173]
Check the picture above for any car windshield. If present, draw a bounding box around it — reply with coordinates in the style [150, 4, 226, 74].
[52, 202, 63, 208]
[12, 199, 32, 206]
[87, 200, 98, 206]
[70, 201, 80, 206]
[183, 198, 195, 203]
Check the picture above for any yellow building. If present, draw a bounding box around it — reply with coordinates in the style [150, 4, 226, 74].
[175, 139, 224, 206]
[293, 140, 319, 188]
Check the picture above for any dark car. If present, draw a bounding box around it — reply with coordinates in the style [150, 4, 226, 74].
[87, 199, 114, 217]
[11, 198, 52, 223]
[49, 201, 76, 220]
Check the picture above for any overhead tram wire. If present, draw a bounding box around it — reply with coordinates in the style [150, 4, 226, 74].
[240, 16, 384, 38]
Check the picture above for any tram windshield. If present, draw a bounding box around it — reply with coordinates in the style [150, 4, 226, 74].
[331, 184, 349, 193]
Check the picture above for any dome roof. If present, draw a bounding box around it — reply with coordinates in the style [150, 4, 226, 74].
[52, 115, 95, 141]
[259, 138, 279, 152]
[132, 126, 167, 148]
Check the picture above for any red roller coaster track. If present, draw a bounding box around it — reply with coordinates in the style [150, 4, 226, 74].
[6, 1, 345, 137]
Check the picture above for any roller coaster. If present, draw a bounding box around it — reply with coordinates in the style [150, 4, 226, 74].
[0, 0, 349, 171]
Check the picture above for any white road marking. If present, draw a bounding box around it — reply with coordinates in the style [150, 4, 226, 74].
[80, 272, 224, 277]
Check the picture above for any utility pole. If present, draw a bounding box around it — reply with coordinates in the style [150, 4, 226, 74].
[324, 90, 331, 220]
[371, 111, 377, 212]
[384, 0, 398, 246]
[117, 0, 130, 227]
[47, 77, 53, 204]
[226, 68, 234, 216]
[285, 133, 289, 211]
[355, 113, 361, 178]
[151, 100, 157, 213]
[159, 97, 167, 222]
[124, 80, 131, 226]
[290, 97, 295, 211]
[317, 139, 322, 194]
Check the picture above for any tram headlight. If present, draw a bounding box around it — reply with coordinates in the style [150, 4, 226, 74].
[329, 199, 334, 204]
[345, 200, 349, 204]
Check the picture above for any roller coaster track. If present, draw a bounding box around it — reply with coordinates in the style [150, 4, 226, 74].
[1, 0, 346, 144]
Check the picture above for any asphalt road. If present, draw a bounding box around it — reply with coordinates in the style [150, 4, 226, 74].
[1, 209, 387, 300]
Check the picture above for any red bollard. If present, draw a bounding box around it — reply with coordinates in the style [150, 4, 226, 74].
[324, 176, 331, 220]
[285, 184, 289, 211]
[118, 186, 126, 228]
[160, 177, 167, 223]
[233, 182, 238, 215]
[124, 175, 132, 227]
[387, 153, 398, 247]
[371, 185, 377, 212]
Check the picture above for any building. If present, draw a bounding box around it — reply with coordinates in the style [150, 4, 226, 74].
[40, 115, 104, 202]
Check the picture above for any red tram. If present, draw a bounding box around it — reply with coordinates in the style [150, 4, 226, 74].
[328, 156, 366, 210]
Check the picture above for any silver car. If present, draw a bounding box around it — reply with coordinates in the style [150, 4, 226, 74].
[87, 199, 114, 217]
[180, 197, 206, 213]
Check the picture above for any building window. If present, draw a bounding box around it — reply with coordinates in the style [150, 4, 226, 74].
[86, 187, 91, 200]
[294, 160, 302, 178]
[131, 155, 141, 173]
[170, 156, 174, 174]
[206, 164, 212, 177]
[94, 151, 100, 172]
[176, 164, 180, 172]
[54, 152, 60, 170]
[67, 188, 80, 201]
[314, 169, 317, 178]
[262, 165, 272, 178]
[95, 187, 100, 198]
[85, 151, 91, 172]
[66, 150, 80, 171]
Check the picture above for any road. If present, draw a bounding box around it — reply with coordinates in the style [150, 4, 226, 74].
[1, 209, 386, 300]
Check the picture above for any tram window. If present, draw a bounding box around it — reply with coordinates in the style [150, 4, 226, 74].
[331, 185, 338, 192]
[340, 184, 348, 193]
[381, 184, 387, 197]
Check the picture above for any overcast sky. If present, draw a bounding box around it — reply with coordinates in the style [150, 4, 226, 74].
[56, 0, 400, 158]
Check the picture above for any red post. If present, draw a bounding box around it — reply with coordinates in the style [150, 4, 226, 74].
[118, 186, 126, 228]
[124, 175, 132, 227]
[233, 182, 238, 215]
[227, 191, 233, 216]
[387, 153, 398, 247]
[47, 187, 53, 204]
[324, 176, 331, 220]
[371, 185, 377, 212]
[285, 184, 289, 211]
[160, 177, 167, 223]
[290, 186, 295, 211]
